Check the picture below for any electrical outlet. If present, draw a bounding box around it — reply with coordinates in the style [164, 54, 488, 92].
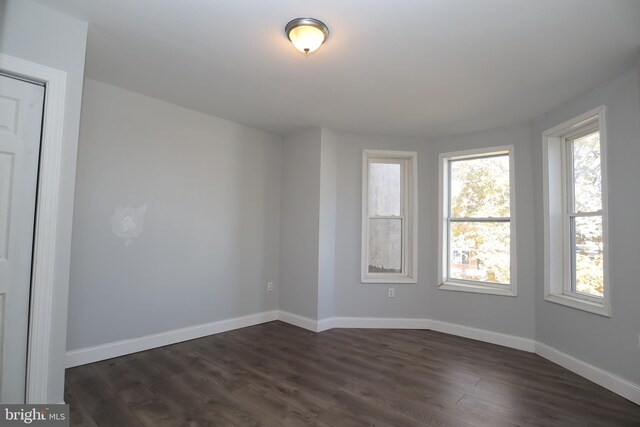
[388, 287, 395, 298]
[267, 282, 273, 292]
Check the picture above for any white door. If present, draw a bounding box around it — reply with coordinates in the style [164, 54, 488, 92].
[0, 74, 44, 403]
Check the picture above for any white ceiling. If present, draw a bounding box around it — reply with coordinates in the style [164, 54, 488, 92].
[35, 0, 640, 137]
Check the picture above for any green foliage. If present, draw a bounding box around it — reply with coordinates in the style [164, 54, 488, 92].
[571, 132, 604, 297]
[449, 155, 510, 284]
[450, 156, 510, 218]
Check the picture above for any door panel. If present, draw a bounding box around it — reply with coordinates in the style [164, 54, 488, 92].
[0, 95, 19, 134]
[0, 74, 44, 403]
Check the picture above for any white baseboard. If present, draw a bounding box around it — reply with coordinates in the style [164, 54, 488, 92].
[319, 317, 532, 353]
[65, 310, 640, 406]
[275, 314, 532, 352]
[275, 314, 433, 332]
[535, 342, 640, 405]
[65, 310, 278, 368]
[316, 317, 334, 332]
[429, 319, 536, 352]
[331, 316, 431, 330]
[276, 310, 320, 332]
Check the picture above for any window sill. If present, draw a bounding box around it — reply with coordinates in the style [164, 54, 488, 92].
[544, 293, 611, 317]
[438, 281, 516, 297]
[362, 276, 417, 284]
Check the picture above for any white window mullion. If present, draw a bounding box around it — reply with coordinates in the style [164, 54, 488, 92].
[568, 211, 602, 218]
[449, 217, 510, 222]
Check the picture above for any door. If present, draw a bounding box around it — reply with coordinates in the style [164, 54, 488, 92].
[0, 73, 44, 402]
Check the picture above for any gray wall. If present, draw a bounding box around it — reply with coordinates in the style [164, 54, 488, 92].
[318, 129, 338, 321]
[333, 132, 431, 319]
[532, 69, 640, 384]
[427, 124, 537, 339]
[68, 79, 282, 350]
[0, 0, 88, 403]
[279, 127, 338, 321]
[278, 129, 321, 318]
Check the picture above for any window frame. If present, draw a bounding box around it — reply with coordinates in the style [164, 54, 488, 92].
[361, 150, 417, 283]
[438, 145, 517, 296]
[542, 105, 611, 316]
[562, 123, 603, 303]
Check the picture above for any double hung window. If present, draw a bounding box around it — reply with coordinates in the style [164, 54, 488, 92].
[439, 146, 516, 296]
[362, 150, 417, 283]
[542, 106, 610, 316]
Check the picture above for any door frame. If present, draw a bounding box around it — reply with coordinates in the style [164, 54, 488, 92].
[0, 53, 68, 403]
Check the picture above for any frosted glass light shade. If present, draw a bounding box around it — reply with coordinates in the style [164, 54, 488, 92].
[289, 25, 325, 53]
[285, 18, 329, 55]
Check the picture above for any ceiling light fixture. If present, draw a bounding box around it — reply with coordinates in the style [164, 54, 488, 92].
[285, 18, 329, 55]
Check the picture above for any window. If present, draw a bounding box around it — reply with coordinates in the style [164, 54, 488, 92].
[439, 146, 516, 296]
[543, 106, 610, 316]
[362, 150, 417, 283]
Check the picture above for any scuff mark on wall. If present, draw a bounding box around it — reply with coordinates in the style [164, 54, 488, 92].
[111, 204, 147, 246]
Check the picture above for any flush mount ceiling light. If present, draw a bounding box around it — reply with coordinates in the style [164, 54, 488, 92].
[285, 18, 329, 55]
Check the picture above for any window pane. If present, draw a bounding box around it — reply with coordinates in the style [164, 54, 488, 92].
[573, 216, 603, 297]
[450, 155, 510, 218]
[368, 218, 402, 273]
[572, 131, 602, 213]
[449, 221, 510, 284]
[369, 162, 401, 216]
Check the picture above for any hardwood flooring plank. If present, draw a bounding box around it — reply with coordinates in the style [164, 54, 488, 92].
[85, 398, 144, 427]
[64, 383, 99, 427]
[456, 394, 587, 427]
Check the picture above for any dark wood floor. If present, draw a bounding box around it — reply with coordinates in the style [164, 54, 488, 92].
[65, 321, 640, 427]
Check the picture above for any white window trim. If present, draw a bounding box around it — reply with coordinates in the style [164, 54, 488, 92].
[542, 105, 611, 317]
[361, 150, 418, 283]
[438, 145, 517, 296]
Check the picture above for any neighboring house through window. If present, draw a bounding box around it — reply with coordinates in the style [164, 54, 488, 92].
[362, 150, 417, 283]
